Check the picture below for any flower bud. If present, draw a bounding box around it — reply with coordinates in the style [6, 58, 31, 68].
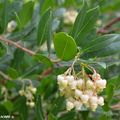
[26, 101, 30, 106]
[74, 101, 82, 110]
[96, 79, 106, 89]
[68, 97, 75, 102]
[66, 75, 74, 81]
[90, 103, 98, 111]
[89, 96, 98, 105]
[92, 73, 101, 80]
[69, 81, 77, 89]
[65, 87, 73, 97]
[57, 75, 64, 81]
[66, 101, 74, 111]
[77, 79, 84, 89]
[29, 102, 35, 108]
[80, 94, 89, 104]
[58, 79, 68, 89]
[75, 89, 82, 99]
[84, 90, 93, 96]
[1, 86, 7, 94]
[19, 90, 25, 96]
[7, 20, 17, 32]
[97, 97, 104, 106]
[86, 80, 94, 89]
[31, 88, 37, 94]
[25, 92, 33, 100]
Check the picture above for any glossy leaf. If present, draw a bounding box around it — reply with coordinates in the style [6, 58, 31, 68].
[37, 8, 52, 45]
[48, 113, 57, 120]
[71, 0, 87, 39]
[0, 0, 8, 33]
[45, 10, 53, 53]
[33, 54, 53, 67]
[58, 110, 76, 120]
[13, 97, 28, 120]
[41, 0, 55, 13]
[0, 104, 9, 115]
[54, 32, 77, 61]
[0, 42, 6, 57]
[106, 84, 114, 103]
[83, 34, 120, 57]
[51, 97, 65, 115]
[16, 1, 34, 29]
[35, 95, 44, 120]
[76, 6, 99, 46]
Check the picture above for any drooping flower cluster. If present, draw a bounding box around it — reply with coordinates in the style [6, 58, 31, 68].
[19, 84, 36, 108]
[57, 70, 107, 111]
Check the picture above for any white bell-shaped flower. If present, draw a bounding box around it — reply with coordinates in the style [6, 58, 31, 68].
[86, 80, 94, 89]
[89, 96, 98, 106]
[77, 79, 84, 89]
[66, 101, 74, 111]
[69, 80, 77, 89]
[80, 94, 89, 104]
[97, 96, 104, 106]
[75, 89, 82, 99]
[96, 79, 106, 89]
[90, 103, 98, 111]
[74, 101, 83, 110]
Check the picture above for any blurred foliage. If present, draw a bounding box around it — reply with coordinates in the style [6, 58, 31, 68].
[0, 0, 120, 120]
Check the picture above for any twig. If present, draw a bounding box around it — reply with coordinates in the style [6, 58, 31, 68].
[0, 71, 11, 80]
[111, 102, 120, 110]
[97, 17, 120, 34]
[0, 36, 35, 56]
[0, 36, 61, 63]
[38, 68, 53, 80]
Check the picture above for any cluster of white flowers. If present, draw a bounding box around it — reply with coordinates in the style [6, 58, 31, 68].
[19, 85, 37, 108]
[64, 10, 78, 25]
[57, 72, 107, 111]
[7, 20, 17, 33]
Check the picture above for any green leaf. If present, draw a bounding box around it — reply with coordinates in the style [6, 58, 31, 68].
[33, 54, 53, 67]
[80, 59, 106, 69]
[58, 110, 76, 120]
[99, 114, 110, 120]
[71, 0, 87, 39]
[6, 81, 16, 90]
[79, 28, 97, 47]
[83, 34, 120, 57]
[45, 11, 52, 53]
[13, 96, 28, 120]
[48, 113, 57, 120]
[102, 101, 110, 112]
[37, 8, 52, 45]
[106, 84, 114, 103]
[54, 32, 77, 61]
[108, 75, 120, 89]
[16, 1, 34, 29]
[51, 97, 65, 115]
[0, 42, 6, 57]
[96, 62, 106, 69]
[3, 100, 13, 113]
[0, 0, 8, 33]
[75, 6, 99, 46]
[7, 67, 19, 79]
[41, 0, 55, 13]
[11, 49, 24, 71]
[84, 65, 94, 74]
[35, 95, 44, 120]
[81, 111, 89, 120]
[0, 104, 9, 115]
